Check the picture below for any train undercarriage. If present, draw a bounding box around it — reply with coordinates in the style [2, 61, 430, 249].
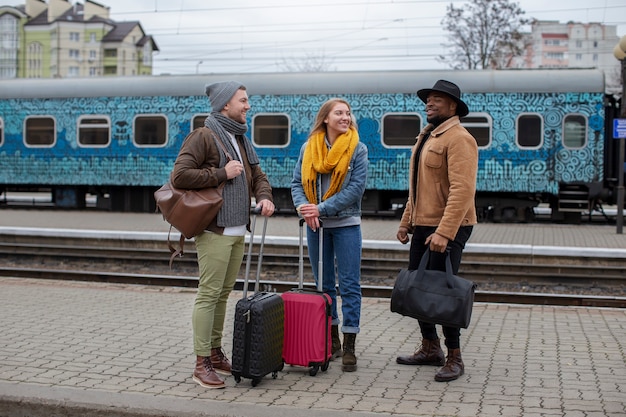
[0, 181, 620, 225]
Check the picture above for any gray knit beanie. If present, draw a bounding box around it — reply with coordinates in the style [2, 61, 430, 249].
[205, 81, 245, 111]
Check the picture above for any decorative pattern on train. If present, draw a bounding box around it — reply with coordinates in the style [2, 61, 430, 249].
[470, 92, 605, 194]
[0, 89, 606, 197]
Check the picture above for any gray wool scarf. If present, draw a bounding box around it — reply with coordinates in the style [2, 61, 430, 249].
[204, 112, 260, 228]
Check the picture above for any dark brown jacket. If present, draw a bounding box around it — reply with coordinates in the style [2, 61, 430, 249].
[170, 127, 273, 233]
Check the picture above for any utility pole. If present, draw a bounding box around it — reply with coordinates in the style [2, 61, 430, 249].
[612, 35, 626, 234]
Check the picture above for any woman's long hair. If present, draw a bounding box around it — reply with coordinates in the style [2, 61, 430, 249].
[309, 98, 357, 137]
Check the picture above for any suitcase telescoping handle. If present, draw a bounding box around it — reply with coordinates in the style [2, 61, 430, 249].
[298, 218, 323, 292]
[243, 207, 267, 299]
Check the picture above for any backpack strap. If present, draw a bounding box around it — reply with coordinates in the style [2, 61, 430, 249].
[166, 225, 186, 269]
[210, 130, 234, 162]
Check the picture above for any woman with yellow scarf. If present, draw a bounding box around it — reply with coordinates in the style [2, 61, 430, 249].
[290, 98, 369, 372]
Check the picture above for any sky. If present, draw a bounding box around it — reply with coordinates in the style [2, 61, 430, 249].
[3, 0, 626, 75]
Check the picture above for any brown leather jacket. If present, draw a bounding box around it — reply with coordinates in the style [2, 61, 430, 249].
[170, 127, 273, 233]
[399, 116, 478, 241]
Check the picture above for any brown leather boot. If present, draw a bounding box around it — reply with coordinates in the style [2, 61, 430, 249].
[342, 333, 357, 372]
[434, 348, 464, 382]
[331, 325, 343, 360]
[193, 356, 225, 389]
[396, 338, 445, 366]
[210, 347, 232, 375]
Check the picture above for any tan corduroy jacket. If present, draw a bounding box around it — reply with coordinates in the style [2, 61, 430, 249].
[399, 116, 478, 241]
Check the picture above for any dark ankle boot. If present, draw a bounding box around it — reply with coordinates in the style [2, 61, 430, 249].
[434, 348, 464, 382]
[342, 333, 357, 372]
[210, 347, 232, 375]
[396, 338, 445, 366]
[331, 325, 343, 360]
[193, 356, 225, 389]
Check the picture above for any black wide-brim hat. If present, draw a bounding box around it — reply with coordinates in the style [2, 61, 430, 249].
[417, 79, 469, 117]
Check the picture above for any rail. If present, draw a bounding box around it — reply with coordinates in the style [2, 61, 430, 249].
[1, 238, 625, 308]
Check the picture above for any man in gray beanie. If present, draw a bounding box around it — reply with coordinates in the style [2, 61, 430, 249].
[206, 80, 243, 112]
[171, 80, 275, 389]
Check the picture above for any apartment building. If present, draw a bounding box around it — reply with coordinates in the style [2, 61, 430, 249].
[0, 0, 158, 78]
[512, 20, 622, 92]
[524, 20, 619, 72]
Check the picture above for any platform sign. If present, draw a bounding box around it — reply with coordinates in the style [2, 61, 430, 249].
[614, 119, 626, 139]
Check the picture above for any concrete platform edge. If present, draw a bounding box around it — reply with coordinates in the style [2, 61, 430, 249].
[0, 381, 410, 417]
[3, 226, 626, 257]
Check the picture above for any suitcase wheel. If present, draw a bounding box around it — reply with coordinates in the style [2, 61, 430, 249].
[321, 360, 330, 372]
[251, 378, 261, 387]
[272, 371, 278, 379]
[234, 375, 242, 384]
[309, 364, 319, 376]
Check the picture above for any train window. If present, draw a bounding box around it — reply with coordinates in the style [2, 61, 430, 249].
[461, 113, 491, 148]
[78, 116, 110, 147]
[563, 114, 587, 149]
[192, 114, 210, 132]
[516, 114, 543, 148]
[252, 114, 289, 147]
[24, 116, 56, 147]
[133, 115, 167, 147]
[382, 113, 421, 147]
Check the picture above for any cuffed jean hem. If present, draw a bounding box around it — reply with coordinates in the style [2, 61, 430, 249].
[341, 326, 360, 334]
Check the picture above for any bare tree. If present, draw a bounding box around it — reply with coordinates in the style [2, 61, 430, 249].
[278, 51, 336, 72]
[438, 0, 530, 69]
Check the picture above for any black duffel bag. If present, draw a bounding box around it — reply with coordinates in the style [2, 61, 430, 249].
[391, 248, 476, 329]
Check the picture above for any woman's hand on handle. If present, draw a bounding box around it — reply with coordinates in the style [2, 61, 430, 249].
[298, 203, 320, 231]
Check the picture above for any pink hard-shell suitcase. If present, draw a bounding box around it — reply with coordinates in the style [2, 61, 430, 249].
[281, 219, 332, 376]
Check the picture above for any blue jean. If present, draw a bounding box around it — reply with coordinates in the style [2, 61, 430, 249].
[307, 225, 362, 334]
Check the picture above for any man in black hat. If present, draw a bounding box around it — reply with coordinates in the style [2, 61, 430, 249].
[395, 79, 478, 382]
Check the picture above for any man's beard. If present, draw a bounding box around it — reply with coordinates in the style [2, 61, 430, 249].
[426, 115, 448, 126]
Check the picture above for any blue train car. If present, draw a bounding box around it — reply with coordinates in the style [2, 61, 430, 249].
[0, 69, 612, 221]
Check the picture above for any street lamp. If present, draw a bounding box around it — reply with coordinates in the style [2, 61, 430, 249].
[613, 35, 626, 234]
[196, 61, 203, 74]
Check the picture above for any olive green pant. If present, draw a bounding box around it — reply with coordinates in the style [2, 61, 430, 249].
[192, 231, 244, 357]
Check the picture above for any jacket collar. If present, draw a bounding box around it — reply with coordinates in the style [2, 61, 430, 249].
[426, 115, 461, 138]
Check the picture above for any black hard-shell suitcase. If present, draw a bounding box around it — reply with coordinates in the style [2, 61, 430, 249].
[231, 211, 284, 387]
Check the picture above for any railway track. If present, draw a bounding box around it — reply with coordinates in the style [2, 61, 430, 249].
[2, 266, 625, 308]
[1, 238, 625, 308]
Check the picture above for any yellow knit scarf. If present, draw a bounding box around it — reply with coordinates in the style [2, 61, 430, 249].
[301, 126, 359, 204]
